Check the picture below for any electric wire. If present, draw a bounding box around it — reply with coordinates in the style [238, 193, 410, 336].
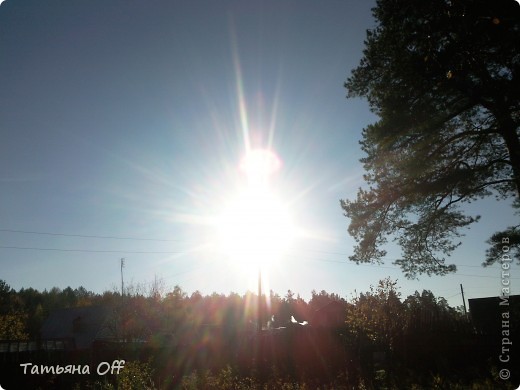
[1, 244, 516, 278]
[1, 228, 517, 279]
[0, 228, 182, 242]
[0, 229, 498, 267]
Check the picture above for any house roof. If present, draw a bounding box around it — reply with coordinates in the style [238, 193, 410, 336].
[468, 295, 520, 335]
[41, 306, 114, 349]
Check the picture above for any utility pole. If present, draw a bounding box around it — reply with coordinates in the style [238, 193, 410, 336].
[258, 268, 262, 332]
[119, 258, 126, 342]
[460, 283, 467, 315]
[121, 258, 125, 300]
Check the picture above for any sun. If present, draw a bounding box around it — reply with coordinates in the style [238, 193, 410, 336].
[216, 149, 295, 271]
[217, 187, 294, 268]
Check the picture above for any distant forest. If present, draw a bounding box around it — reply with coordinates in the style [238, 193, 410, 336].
[1, 277, 517, 389]
[1, 277, 464, 342]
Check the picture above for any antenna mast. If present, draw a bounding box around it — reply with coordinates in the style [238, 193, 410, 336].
[121, 258, 125, 299]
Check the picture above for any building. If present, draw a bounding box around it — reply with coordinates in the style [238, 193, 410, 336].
[40, 306, 116, 350]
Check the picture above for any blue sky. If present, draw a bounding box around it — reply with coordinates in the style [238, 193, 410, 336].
[1, 0, 518, 308]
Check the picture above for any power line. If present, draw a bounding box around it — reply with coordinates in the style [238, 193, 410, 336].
[0, 228, 182, 242]
[1, 245, 518, 279]
[0, 244, 494, 271]
[0, 245, 184, 254]
[445, 292, 461, 299]
[301, 249, 490, 269]
[0, 227, 507, 269]
[1, 230, 517, 279]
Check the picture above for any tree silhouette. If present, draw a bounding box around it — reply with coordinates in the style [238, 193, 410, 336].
[342, 0, 520, 277]
[345, 278, 404, 351]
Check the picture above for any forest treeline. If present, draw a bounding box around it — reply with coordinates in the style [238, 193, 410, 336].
[0, 277, 466, 342]
[0, 278, 514, 389]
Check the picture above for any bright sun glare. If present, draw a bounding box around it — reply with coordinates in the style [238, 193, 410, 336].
[217, 149, 295, 271]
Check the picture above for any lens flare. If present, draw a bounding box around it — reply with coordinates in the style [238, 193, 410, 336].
[216, 148, 294, 272]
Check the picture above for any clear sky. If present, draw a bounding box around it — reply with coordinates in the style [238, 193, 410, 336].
[1, 0, 518, 308]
